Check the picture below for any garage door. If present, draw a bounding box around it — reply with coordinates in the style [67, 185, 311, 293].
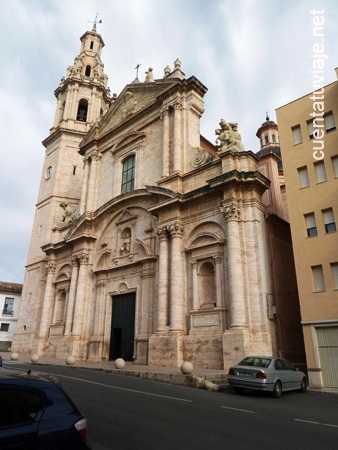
[316, 326, 338, 388]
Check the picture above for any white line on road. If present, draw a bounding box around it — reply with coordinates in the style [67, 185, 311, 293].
[50, 373, 193, 403]
[221, 406, 255, 414]
[294, 418, 338, 428]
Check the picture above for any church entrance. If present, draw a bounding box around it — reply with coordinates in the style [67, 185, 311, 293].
[109, 293, 136, 361]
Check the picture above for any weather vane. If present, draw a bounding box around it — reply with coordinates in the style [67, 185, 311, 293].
[134, 63, 141, 79]
[88, 12, 102, 30]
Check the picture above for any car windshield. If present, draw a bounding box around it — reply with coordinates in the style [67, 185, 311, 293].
[238, 357, 271, 368]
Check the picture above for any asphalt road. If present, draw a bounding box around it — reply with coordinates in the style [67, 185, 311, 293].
[4, 361, 338, 450]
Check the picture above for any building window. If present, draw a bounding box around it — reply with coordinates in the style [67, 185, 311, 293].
[323, 208, 336, 233]
[332, 155, 338, 177]
[324, 112, 336, 133]
[85, 65, 91, 77]
[307, 120, 315, 139]
[121, 155, 135, 193]
[292, 125, 302, 145]
[76, 99, 88, 122]
[331, 263, 338, 289]
[272, 134, 276, 143]
[0, 323, 9, 332]
[90, 41, 94, 50]
[264, 135, 269, 144]
[3, 297, 14, 315]
[314, 161, 327, 183]
[311, 265, 326, 292]
[305, 213, 317, 237]
[298, 167, 310, 188]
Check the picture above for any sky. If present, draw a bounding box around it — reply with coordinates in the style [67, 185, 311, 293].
[1, 0, 338, 283]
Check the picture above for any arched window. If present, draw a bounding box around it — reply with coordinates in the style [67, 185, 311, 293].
[272, 134, 276, 142]
[90, 41, 94, 50]
[85, 65, 91, 77]
[264, 135, 269, 144]
[121, 155, 135, 193]
[76, 99, 88, 122]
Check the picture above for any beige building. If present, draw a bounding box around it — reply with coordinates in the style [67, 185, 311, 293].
[13, 26, 303, 370]
[276, 72, 338, 388]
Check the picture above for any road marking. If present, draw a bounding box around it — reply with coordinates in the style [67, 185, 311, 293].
[50, 373, 192, 403]
[294, 419, 338, 428]
[221, 406, 255, 414]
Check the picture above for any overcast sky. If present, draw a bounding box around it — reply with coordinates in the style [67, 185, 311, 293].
[1, 0, 338, 283]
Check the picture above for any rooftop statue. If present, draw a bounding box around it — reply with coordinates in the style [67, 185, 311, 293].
[215, 119, 244, 152]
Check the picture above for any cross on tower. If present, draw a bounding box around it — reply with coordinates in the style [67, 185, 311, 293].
[88, 13, 102, 31]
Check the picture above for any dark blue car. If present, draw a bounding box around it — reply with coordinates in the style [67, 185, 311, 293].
[0, 368, 92, 449]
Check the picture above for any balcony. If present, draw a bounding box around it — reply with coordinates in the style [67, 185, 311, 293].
[2, 309, 13, 316]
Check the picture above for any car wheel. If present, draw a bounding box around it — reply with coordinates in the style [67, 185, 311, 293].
[273, 380, 282, 398]
[233, 387, 244, 394]
[300, 377, 307, 393]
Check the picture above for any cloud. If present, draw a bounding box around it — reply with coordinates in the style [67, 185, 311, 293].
[0, 0, 337, 282]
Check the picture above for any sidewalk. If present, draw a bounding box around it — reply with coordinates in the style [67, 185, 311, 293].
[1, 352, 336, 394]
[0, 352, 229, 392]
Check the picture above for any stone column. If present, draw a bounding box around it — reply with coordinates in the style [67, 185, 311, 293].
[72, 252, 89, 336]
[168, 221, 184, 332]
[173, 100, 182, 173]
[156, 227, 169, 333]
[79, 157, 90, 215]
[64, 256, 79, 336]
[92, 280, 106, 338]
[38, 261, 56, 339]
[161, 107, 170, 177]
[213, 254, 223, 307]
[221, 201, 247, 328]
[191, 260, 199, 310]
[86, 151, 102, 212]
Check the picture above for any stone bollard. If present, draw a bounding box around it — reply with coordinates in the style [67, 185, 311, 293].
[31, 354, 39, 363]
[114, 358, 125, 369]
[11, 352, 19, 361]
[66, 356, 75, 366]
[180, 361, 194, 375]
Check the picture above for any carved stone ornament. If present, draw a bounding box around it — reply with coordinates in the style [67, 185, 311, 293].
[118, 282, 128, 293]
[77, 252, 89, 264]
[122, 91, 138, 118]
[46, 262, 56, 274]
[220, 202, 241, 221]
[168, 221, 184, 237]
[190, 147, 213, 168]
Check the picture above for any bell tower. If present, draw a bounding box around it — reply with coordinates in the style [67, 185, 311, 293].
[29, 24, 111, 260]
[12, 25, 111, 352]
[52, 26, 111, 132]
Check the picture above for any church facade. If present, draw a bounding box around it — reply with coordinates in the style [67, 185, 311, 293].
[12, 26, 303, 369]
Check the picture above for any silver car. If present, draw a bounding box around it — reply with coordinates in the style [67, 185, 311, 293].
[228, 356, 307, 398]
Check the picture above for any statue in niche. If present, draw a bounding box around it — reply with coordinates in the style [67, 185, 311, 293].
[215, 119, 244, 152]
[120, 231, 131, 255]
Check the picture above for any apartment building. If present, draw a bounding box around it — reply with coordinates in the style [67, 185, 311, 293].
[276, 73, 338, 388]
[0, 281, 22, 351]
